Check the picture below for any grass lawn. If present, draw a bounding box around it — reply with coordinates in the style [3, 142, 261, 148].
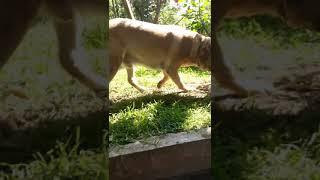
[109, 66, 211, 145]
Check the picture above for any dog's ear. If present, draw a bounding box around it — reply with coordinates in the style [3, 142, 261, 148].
[202, 37, 211, 57]
[194, 34, 202, 41]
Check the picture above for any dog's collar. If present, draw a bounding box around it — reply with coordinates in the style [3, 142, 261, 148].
[190, 34, 202, 59]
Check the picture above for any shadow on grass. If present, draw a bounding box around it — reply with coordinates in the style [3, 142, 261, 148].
[110, 92, 210, 113]
[109, 93, 211, 145]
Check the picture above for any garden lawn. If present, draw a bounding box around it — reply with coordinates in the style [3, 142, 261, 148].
[109, 66, 211, 145]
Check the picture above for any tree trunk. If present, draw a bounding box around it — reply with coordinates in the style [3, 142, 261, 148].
[122, 0, 135, 20]
[153, 0, 164, 24]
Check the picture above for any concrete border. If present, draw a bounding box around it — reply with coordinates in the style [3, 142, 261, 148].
[109, 127, 211, 180]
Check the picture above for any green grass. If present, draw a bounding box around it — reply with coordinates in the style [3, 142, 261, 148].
[109, 66, 211, 145]
[109, 66, 210, 99]
[110, 100, 210, 144]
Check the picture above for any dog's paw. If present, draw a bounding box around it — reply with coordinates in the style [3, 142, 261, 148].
[196, 84, 211, 92]
[136, 88, 147, 93]
[178, 86, 199, 93]
[156, 82, 163, 89]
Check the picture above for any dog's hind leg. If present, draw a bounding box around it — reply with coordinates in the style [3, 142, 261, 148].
[108, 54, 122, 83]
[123, 61, 145, 93]
[165, 65, 188, 91]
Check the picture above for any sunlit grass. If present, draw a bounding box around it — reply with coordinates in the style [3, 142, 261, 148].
[109, 66, 210, 99]
[110, 100, 211, 145]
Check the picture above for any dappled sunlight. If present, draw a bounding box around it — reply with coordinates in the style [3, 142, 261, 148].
[109, 65, 211, 145]
[110, 99, 210, 145]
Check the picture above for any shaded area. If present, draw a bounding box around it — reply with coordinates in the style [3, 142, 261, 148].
[110, 91, 209, 113]
[160, 169, 212, 180]
[0, 97, 106, 163]
[213, 69, 320, 179]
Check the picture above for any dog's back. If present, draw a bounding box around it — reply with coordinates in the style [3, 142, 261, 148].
[109, 18, 200, 68]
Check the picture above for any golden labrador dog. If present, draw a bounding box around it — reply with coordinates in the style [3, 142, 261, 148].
[109, 18, 211, 92]
[0, 0, 107, 97]
[214, 0, 320, 97]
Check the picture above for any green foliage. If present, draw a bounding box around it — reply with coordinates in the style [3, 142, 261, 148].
[81, 17, 107, 49]
[109, 0, 127, 19]
[132, 0, 158, 22]
[109, 0, 211, 35]
[158, 4, 180, 25]
[83, 23, 107, 49]
[178, 0, 211, 35]
[109, 0, 164, 21]
[135, 66, 161, 77]
[109, 0, 157, 21]
[134, 66, 209, 77]
[159, 0, 211, 35]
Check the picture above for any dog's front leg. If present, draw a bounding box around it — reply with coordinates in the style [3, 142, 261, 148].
[124, 62, 145, 93]
[213, 36, 250, 96]
[165, 66, 189, 92]
[47, 0, 107, 97]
